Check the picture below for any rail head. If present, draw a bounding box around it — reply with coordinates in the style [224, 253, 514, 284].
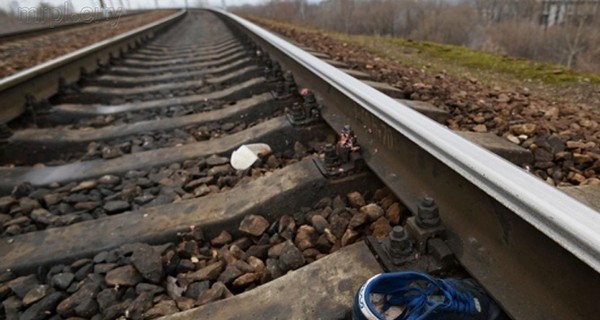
[0, 9, 187, 123]
[213, 9, 600, 319]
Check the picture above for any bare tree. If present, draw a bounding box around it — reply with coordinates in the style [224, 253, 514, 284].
[296, 0, 307, 21]
[409, 3, 477, 46]
[564, 23, 584, 67]
[236, 0, 600, 73]
[561, 3, 594, 68]
[339, 0, 354, 33]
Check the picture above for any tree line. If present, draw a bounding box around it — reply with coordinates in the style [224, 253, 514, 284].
[235, 0, 600, 73]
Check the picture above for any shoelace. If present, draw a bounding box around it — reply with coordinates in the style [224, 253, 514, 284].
[438, 279, 478, 315]
[367, 272, 478, 320]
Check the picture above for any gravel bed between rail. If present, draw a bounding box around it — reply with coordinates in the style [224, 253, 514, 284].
[0, 139, 324, 238]
[0, 188, 406, 320]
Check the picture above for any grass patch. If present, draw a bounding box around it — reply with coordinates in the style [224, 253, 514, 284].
[383, 37, 600, 85]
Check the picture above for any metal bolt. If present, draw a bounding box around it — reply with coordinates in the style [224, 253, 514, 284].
[309, 107, 320, 119]
[304, 91, 316, 104]
[273, 72, 284, 84]
[271, 62, 282, 78]
[263, 66, 272, 78]
[303, 91, 317, 115]
[323, 144, 339, 167]
[416, 197, 441, 228]
[291, 102, 305, 121]
[284, 72, 297, 95]
[288, 83, 298, 96]
[389, 226, 412, 257]
[284, 71, 294, 82]
[275, 82, 285, 95]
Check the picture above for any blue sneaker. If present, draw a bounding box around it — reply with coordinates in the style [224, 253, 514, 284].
[353, 271, 505, 320]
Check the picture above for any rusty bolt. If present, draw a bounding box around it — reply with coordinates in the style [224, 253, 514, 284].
[304, 90, 316, 104]
[416, 197, 441, 228]
[291, 102, 305, 121]
[275, 82, 285, 95]
[303, 91, 317, 114]
[271, 62, 282, 78]
[389, 226, 412, 258]
[284, 71, 295, 83]
[323, 144, 339, 167]
[284, 72, 297, 95]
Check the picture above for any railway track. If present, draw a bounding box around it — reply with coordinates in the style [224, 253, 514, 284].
[0, 11, 146, 42]
[0, 9, 599, 320]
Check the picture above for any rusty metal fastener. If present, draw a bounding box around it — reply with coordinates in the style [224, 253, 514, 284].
[323, 144, 339, 167]
[389, 226, 412, 258]
[284, 72, 297, 95]
[303, 91, 317, 114]
[270, 62, 282, 78]
[304, 90, 316, 104]
[416, 197, 441, 228]
[291, 102, 305, 121]
[263, 66, 271, 78]
[274, 82, 285, 96]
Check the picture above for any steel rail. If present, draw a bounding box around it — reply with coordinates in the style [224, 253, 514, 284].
[213, 9, 600, 319]
[0, 10, 186, 123]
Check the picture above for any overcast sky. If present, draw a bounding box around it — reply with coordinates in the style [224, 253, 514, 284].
[0, 0, 270, 12]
